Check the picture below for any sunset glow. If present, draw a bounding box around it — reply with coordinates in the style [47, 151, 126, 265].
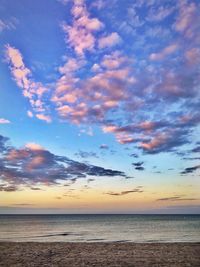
[0, 0, 200, 214]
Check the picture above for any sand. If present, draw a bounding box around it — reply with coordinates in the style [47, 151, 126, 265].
[0, 242, 199, 267]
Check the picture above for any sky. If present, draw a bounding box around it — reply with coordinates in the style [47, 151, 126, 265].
[0, 0, 200, 214]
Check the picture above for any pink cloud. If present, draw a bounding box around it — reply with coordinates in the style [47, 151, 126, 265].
[137, 129, 187, 154]
[150, 44, 178, 61]
[185, 48, 200, 65]
[51, 57, 83, 107]
[140, 140, 160, 151]
[25, 143, 44, 151]
[6, 45, 24, 68]
[102, 125, 118, 133]
[101, 51, 127, 69]
[36, 114, 52, 123]
[52, 48, 134, 125]
[175, 2, 196, 33]
[5, 45, 51, 123]
[76, 16, 103, 31]
[27, 110, 33, 118]
[98, 32, 121, 49]
[102, 124, 136, 145]
[6, 149, 29, 161]
[27, 155, 47, 170]
[63, 24, 95, 55]
[116, 134, 135, 144]
[139, 121, 155, 131]
[63, 0, 103, 56]
[0, 118, 10, 124]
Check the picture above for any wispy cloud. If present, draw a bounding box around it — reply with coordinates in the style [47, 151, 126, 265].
[105, 187, 143, 196]
[157, 196, 198, 201]
[74, 150, 99, 159]
[0, 18, 18, 33]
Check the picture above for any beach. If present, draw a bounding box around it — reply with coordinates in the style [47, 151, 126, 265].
[0, 242, 200, 267]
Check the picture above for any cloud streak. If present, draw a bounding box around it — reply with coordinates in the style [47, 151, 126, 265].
[105, 187, 143, 196]
[157, 196, 198, 201]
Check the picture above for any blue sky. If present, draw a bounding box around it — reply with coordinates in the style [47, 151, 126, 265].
[0, 0, 200, 214]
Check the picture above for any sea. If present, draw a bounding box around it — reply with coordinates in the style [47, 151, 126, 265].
[0, 214, 199, 242]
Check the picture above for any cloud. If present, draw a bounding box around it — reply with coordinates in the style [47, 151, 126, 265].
[90, 0, 105, 10]
[139, 129, 189, 154]
[105, 187, 143, 196]
[25, 143, 44, 150]
[166, 204, 200, 210]
[98, 32, 121, 49]
[191, 146, 200, 153]
[0, 184, 18, 192]
[35, 114, 52, 123]
[135, 166, 144, 171]
[174, 2, 197, 35]
[0, 19, 8, 32]
[53, 52, 133, 125]
[149, 44, 178, 61]
[4, 0, 200, 158]
[132, 161, 145, 171]
[0, 135, 9, 153]
[62, 0, 104, 56]
[185, 48, 200, 65]
[27, 110, 33, 118]
[157, 196, 198, 201]
[180, 165, 200, 175]
[0, 134, 127, 191]
[132, 161, 144, 167]
[183, 157, 200, 161]
[99, 144, 109, 149]
[101, 51, 127, 69]
[5, 45, 51, 122]
[0, 118, 10, 124]
[0, 18, 18, 33]
[57, 0, 71, 5]
[30, 187, 42, 191]
[102, 120, 191, 154]
[74, 150, 99, 158]
[147, 6, 175, 22]
[11, 203, 34, 206]
[130, 153, 139, 158]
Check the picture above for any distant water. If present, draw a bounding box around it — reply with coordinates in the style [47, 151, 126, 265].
[0, 214, 199, 242]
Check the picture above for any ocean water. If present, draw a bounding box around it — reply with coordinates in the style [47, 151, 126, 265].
[0, 214, 199, 242]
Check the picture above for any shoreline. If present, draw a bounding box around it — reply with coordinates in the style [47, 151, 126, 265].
[1, 242, 200, 267]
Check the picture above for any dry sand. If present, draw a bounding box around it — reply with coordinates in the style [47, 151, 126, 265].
[0, 242, 200, 267]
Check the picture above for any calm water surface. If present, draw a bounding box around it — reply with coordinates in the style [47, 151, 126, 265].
[0, 214, 199, 242]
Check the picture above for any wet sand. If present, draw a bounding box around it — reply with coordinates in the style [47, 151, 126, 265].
[0, 242, 200, 267]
